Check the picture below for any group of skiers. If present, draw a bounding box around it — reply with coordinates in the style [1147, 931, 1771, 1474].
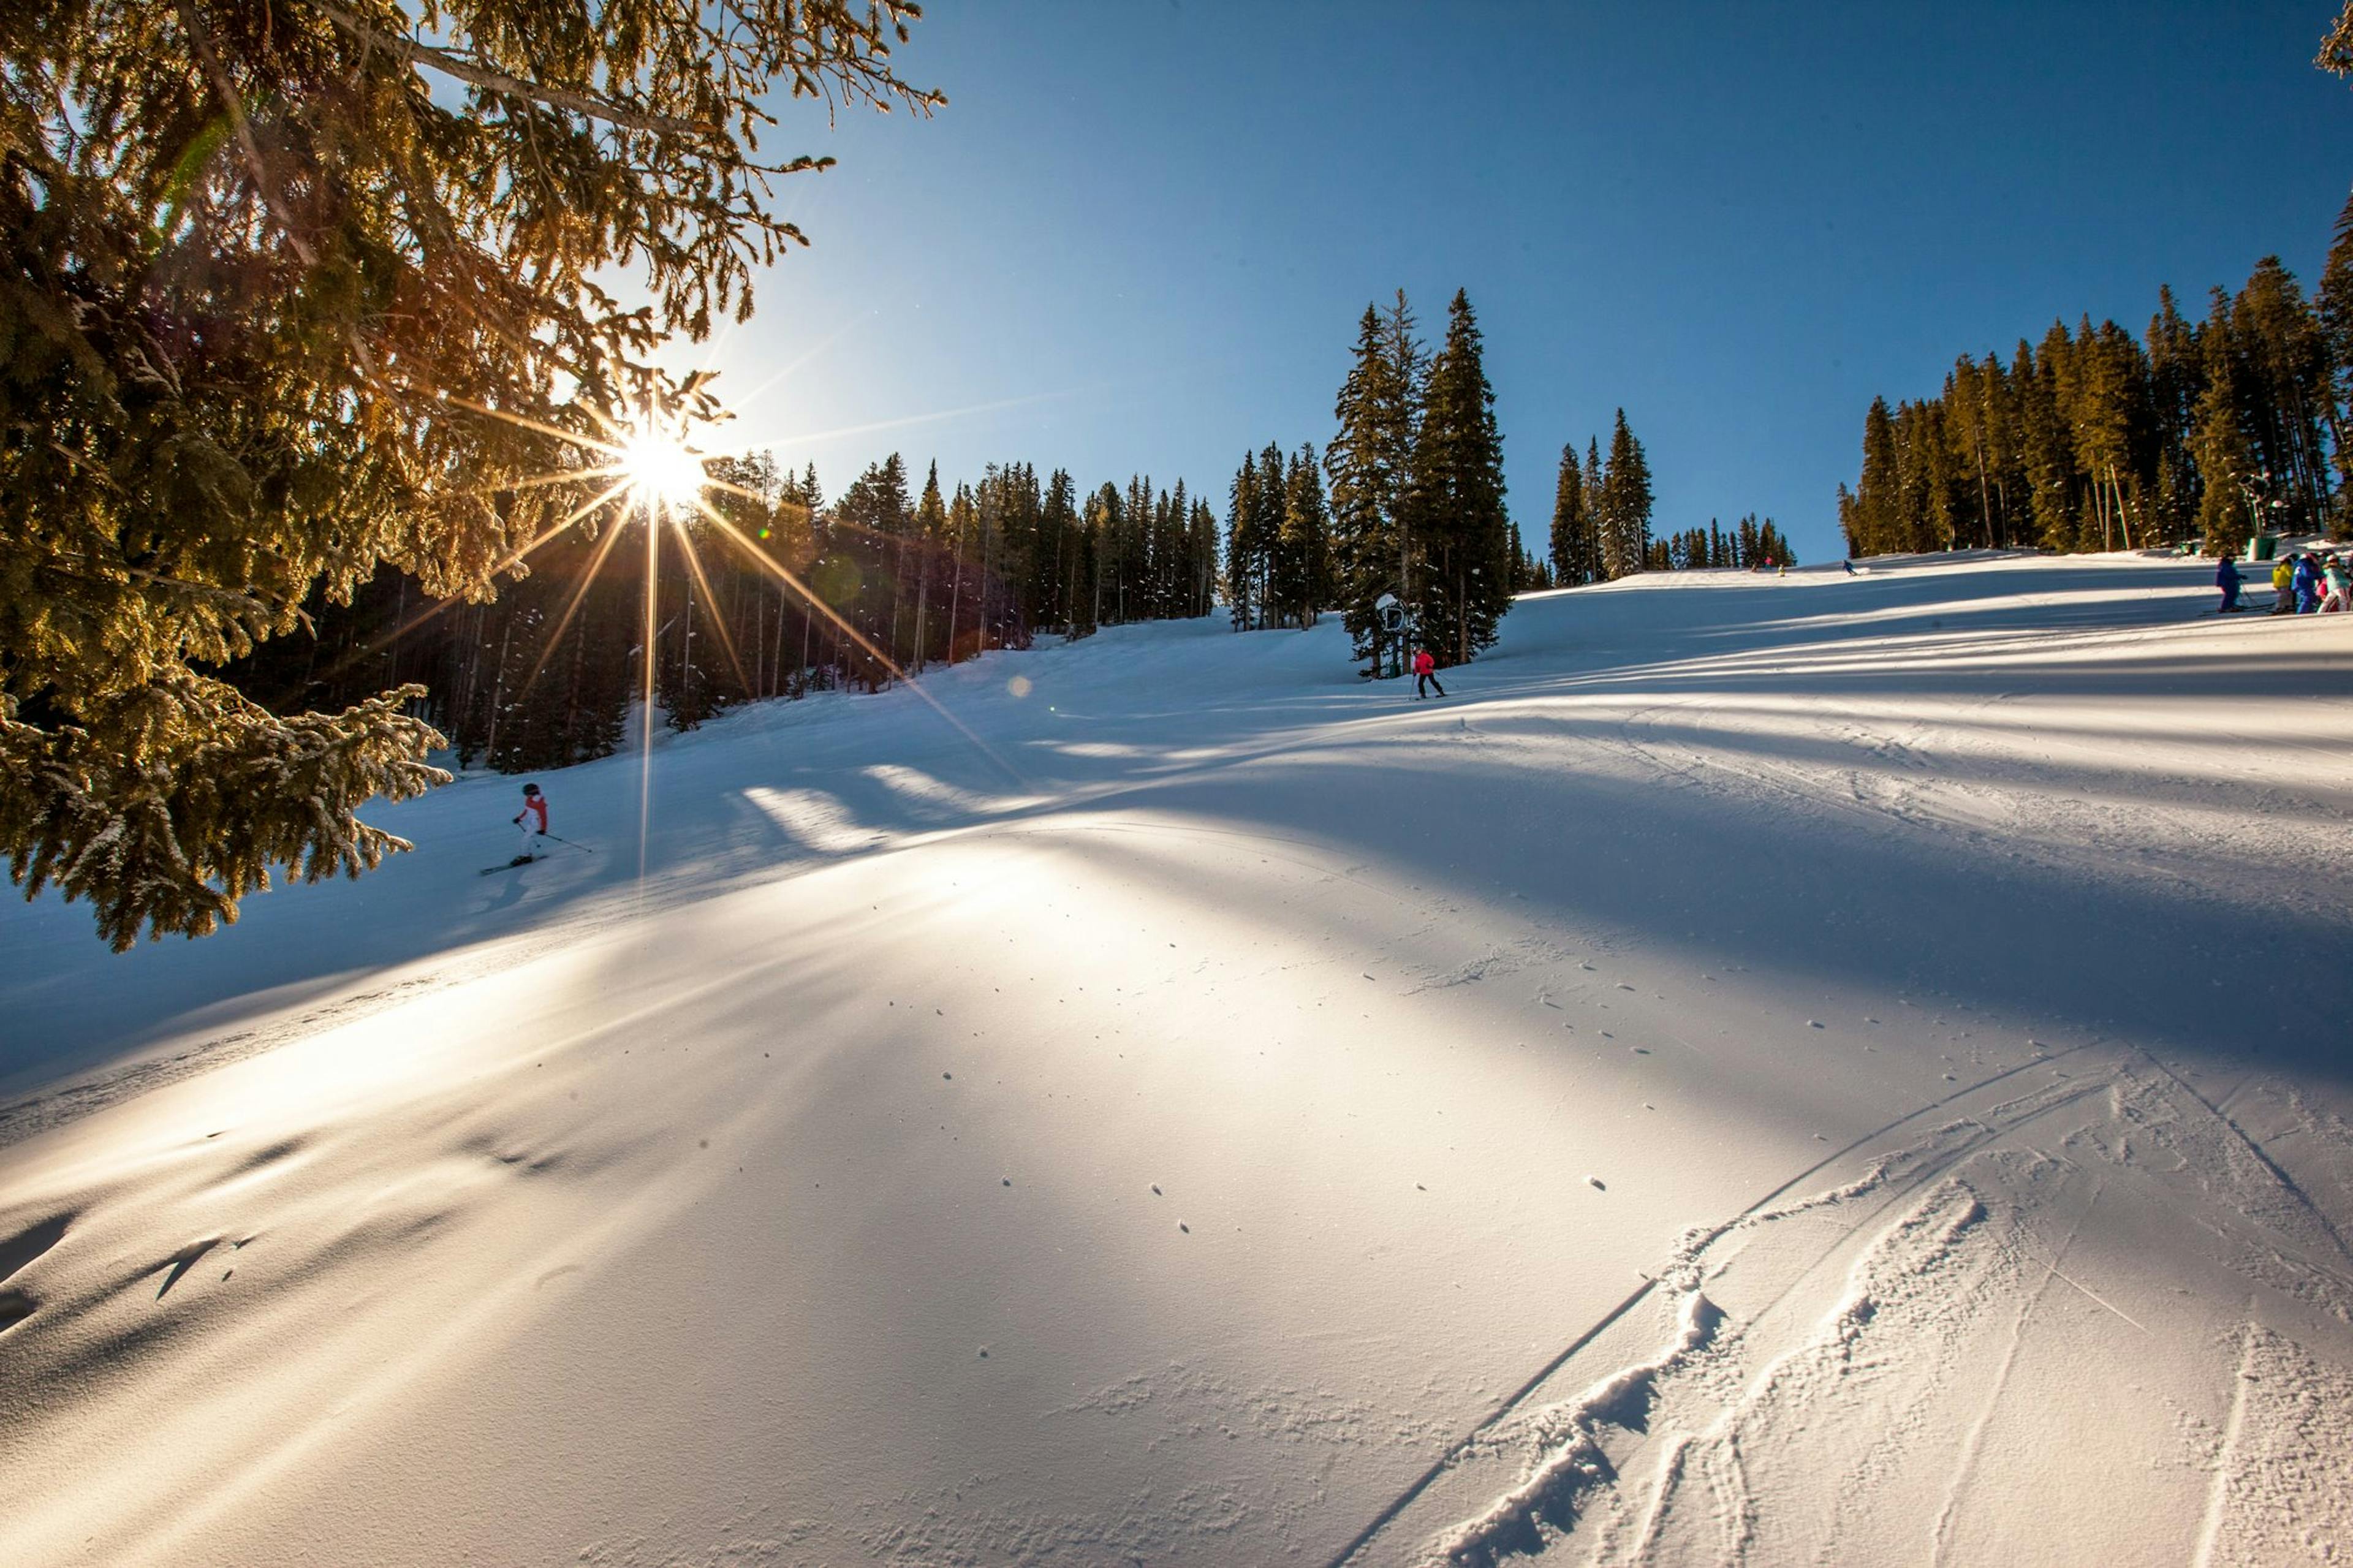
[2216, 549, 2352, 615]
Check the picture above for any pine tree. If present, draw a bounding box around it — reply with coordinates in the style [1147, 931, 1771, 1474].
[2319, 193, 2353, 535]
[1182, 499, 1214, 617]
[910, 462, 947, 667]
[1851, 396, 1901, 555]
[2012, 335, 2078, 551]
[1036, 469, 1079, 635]
[2232, 257, 2334, 528]
[2192, 316, 2260, 556]
[1272, 447, 1327, 626]
[1596, 409, 1653, 580]
[1226, 453, 1265, 631]
[1326, 298, 1424, 667]
[2145, 289, 2207, 544]
[1082, 483, 1119, 634]
[1549, 443, 1601, 585]
[1406, 291, 1513, 664]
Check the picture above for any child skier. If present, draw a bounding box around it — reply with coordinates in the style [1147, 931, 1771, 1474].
[2214, 553, 2243, 613]
[2272, 554, 2298, 613]
[2292, 552, 2323, 613]
[511, 783, 547, 865]
[1413, 647, 1446, 700]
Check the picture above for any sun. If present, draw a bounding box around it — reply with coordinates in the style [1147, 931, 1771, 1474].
[616, 420, 710, 515]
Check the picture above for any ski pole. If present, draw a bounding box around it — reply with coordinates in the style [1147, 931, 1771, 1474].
[540, 833, 597, 855]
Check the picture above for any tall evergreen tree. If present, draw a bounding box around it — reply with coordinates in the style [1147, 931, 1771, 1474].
[1549, 443, 1601, 585]
[2192, 317, 2260, 556]
[2145, 288, 2207, 543]
[2232, 256, 2333, 526]
[2318, 193, 2353, 534]
[911, 461, 947, 667]
[1277, 444, 1336, 627]
[1597, 409, 1654, 580]
[1326, 297, 1425, 667]
[1407, 290, 1512, 664]
[1226, 452, 1267, 631]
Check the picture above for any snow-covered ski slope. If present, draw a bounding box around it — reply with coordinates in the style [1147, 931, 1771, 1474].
[3, 551, 2351, 1567]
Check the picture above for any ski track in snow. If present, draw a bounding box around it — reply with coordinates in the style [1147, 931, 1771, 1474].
[4, 551, 2352, 1567]
[1363, 1048, 2353, 1567]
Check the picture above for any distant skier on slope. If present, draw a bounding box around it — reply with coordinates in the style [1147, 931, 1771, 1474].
[1413, 647, 1446, 700]
[2214, 553, 2243, 613]
[510, 782, 547, 865]
[2271, 553, 2298, 613]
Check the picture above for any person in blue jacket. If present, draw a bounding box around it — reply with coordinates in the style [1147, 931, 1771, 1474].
[2215, 553, 2243, 613]
[2292, 551, 2324, 613]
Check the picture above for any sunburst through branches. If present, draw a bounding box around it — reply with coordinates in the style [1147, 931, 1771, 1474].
[616, 420, 714, 518]
[440, 387, 1022, 884]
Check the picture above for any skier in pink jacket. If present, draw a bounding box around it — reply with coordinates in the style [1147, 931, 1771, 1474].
[511, 783, 547, 865]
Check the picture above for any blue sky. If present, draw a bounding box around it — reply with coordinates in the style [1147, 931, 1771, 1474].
[685, 2, 2349, 564]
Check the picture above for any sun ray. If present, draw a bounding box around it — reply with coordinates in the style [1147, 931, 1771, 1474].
[576, 397, 634, 445]
[669, 517, 757, 699]
[483, 475, 638, 580]
[699, 475, 769, 506]
[696, 314, 870, 433]
[727, 388, 1079, 455]
[444, 395, 626, 458]
[638, 493, 660, 889]
[464, 463, 627, 499]
[512, 511, 634, 707]
[311, 480, 633, 694]
[691, 496, 1028, 787]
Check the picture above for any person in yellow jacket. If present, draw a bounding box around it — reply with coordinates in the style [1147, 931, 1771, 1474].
[2270, 554, 2297, 614]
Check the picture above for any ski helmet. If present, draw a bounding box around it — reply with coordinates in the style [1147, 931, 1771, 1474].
[522, 783, 540, 797]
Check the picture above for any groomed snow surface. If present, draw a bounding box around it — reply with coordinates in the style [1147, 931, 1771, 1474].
[3, 551, 2351, 1567]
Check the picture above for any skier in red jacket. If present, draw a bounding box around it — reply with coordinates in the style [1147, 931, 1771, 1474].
[510, 782, 547, 865]
[1412, 647, 1446, 700]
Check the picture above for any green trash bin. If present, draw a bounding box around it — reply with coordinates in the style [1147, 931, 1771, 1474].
[2249, 534, 2278, 561]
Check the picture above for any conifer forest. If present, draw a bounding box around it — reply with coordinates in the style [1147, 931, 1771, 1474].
[224, 454, 1224, 773]
[1839, 197, 2353, 559]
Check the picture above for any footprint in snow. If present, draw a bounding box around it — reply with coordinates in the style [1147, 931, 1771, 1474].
[1586, 1175, 1607, 1191]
